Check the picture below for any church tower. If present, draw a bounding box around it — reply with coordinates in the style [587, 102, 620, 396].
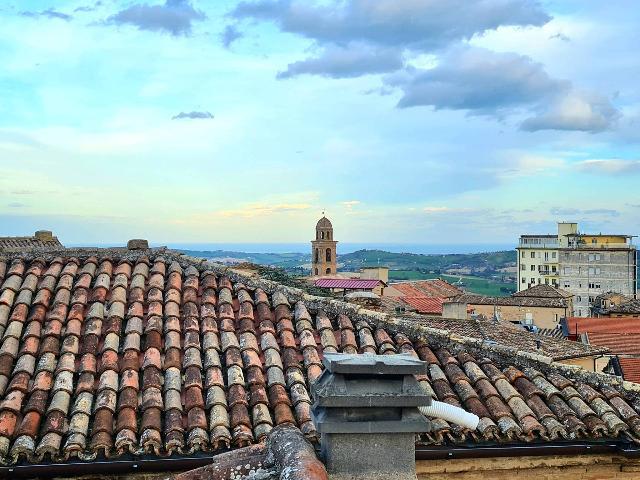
[311, 215, 337, 276]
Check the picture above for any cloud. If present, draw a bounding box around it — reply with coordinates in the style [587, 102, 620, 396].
[108, 0, 205, 36]
[549, 32, 570, 42]
[277, 44, 404, 79]
[7, 202, 27, 208]
[574, 159, 640, 175]
[74, 1, 103, 13]
[521, 91, 620, 133]
[216, 203, 312, 218]
[20, 8, 72, 21]
[423, 206, 451, 213]
[172, 111, 214, 120]
[221, 25, 243, 48]
[388, 47, 564, 113]
[550, 207, 620, 217]
[231, 0, 550, 52]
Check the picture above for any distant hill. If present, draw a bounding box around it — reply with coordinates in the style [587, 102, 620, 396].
[181, 247, 518, 296]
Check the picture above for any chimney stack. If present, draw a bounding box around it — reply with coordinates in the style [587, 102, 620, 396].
[34, 230, 53, 241]
[127, 239, 149, 250]
[312, 353, 431, 480]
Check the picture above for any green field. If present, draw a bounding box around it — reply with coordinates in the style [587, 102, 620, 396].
[389, 270, 515, 296]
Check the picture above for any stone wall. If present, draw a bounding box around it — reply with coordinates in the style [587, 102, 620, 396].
[416, 454, 640, 479]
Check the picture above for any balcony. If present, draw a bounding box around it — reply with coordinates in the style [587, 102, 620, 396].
[537, 268, 558, 276]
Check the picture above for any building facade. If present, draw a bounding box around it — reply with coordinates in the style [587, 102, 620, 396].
[311, 215, 337, 276]
[517, 222, 637, 317]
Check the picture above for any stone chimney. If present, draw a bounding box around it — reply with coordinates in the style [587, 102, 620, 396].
[127, 239, 149, 250]
[312, 353, 431, 480]
[34, 230, 53, 241]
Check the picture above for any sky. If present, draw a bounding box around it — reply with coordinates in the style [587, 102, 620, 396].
[1, 0, 639, 246]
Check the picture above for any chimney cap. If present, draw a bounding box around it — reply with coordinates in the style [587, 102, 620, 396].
[322, 352, 427, 375]
[127, 239, 149, 250]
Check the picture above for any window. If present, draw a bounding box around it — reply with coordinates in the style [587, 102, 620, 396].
[544, 252, 549, 261]
[545, 278, 549, 284]
[589, 267, 594, 275]
[522, 277, 526, 283]
[595, 267, 601, 275]
[321, 231, 325, 239]
[537, 278, 541, 284]
[589, 254, 594, 262]
[314, 248, 319, 263]
[596, 253, 601, 260]
[521, 264, 526, 271]
[577, 296, 582, 302]
[531, 252, 535, 258]
[522, 251, 525, 258]
[552, 252, 557, 259]
[530, 265, 535, 271]
[325, 267, 331, 274]
[589, 296, 595, 303]
[552, 266, 557, 273]
[563, 267, 571, 274]
[325, 248, 331, 262]
[564, 282, 570, 288]
[314, 268, 318, 275]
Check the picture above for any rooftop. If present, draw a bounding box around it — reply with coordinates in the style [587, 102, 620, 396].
[0, 247, 639, 473]
[512, 284, 573, 299]
[605, 299, 640, 316]
[0, 232, 63, 253]
[563, 317, 640, 336]
[391, 279, 463, 315]
[586, 333, 640, 355]
[313, 278, 383, 290]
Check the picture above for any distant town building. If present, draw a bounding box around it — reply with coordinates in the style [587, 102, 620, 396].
[311, 215, 337, 276]
[0, 230, 63, 252]
[443, 284, 573, 330]
[516, 222, 637, 317]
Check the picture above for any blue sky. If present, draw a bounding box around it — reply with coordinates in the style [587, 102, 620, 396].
[1, 0, 639, 245]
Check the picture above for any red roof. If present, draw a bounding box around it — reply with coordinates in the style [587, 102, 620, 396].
[586, 332, 640, 355]
[391, 279, 462, 315]
[566, 317, 640, 335]
[619, 358, 640, 383]
[401, 296, 445, 314]
[314, 278, 382, 289]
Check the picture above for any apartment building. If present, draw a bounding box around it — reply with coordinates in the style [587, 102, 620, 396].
[517, 222, 637, 317]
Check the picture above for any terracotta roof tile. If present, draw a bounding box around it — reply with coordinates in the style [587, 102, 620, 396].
[0, 251, 639, 467]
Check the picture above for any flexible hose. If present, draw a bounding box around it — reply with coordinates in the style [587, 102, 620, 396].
[419, 401, 480, 430]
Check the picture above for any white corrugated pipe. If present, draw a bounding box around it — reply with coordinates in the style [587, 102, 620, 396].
[419, 401, 480, 430]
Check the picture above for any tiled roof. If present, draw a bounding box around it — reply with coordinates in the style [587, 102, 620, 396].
[618, 358, 640, 384]
[0, 250, 640, 469]
[586, 333, 640, 355]
[313, 278, 382, 289]
[564, 317, 640, 335]
[606, 299, 640, 315]
[400, 297, 445, 315]
[453, 293, 569, 309]
[537, 328, 565, 339]
[391, 279, 462, 315]
[405, 315, 605, 361]
[392, 279, 462, 299]
[0, 235, 62, 252]
[512, 284, 573, 299]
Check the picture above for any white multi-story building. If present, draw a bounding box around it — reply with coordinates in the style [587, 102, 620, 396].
[517, 222, 637, 317]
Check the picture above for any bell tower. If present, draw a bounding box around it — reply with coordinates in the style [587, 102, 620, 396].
[311, 215, 337, 276]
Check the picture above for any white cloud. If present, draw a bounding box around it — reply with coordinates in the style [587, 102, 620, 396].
[575, 159, 640, 175]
